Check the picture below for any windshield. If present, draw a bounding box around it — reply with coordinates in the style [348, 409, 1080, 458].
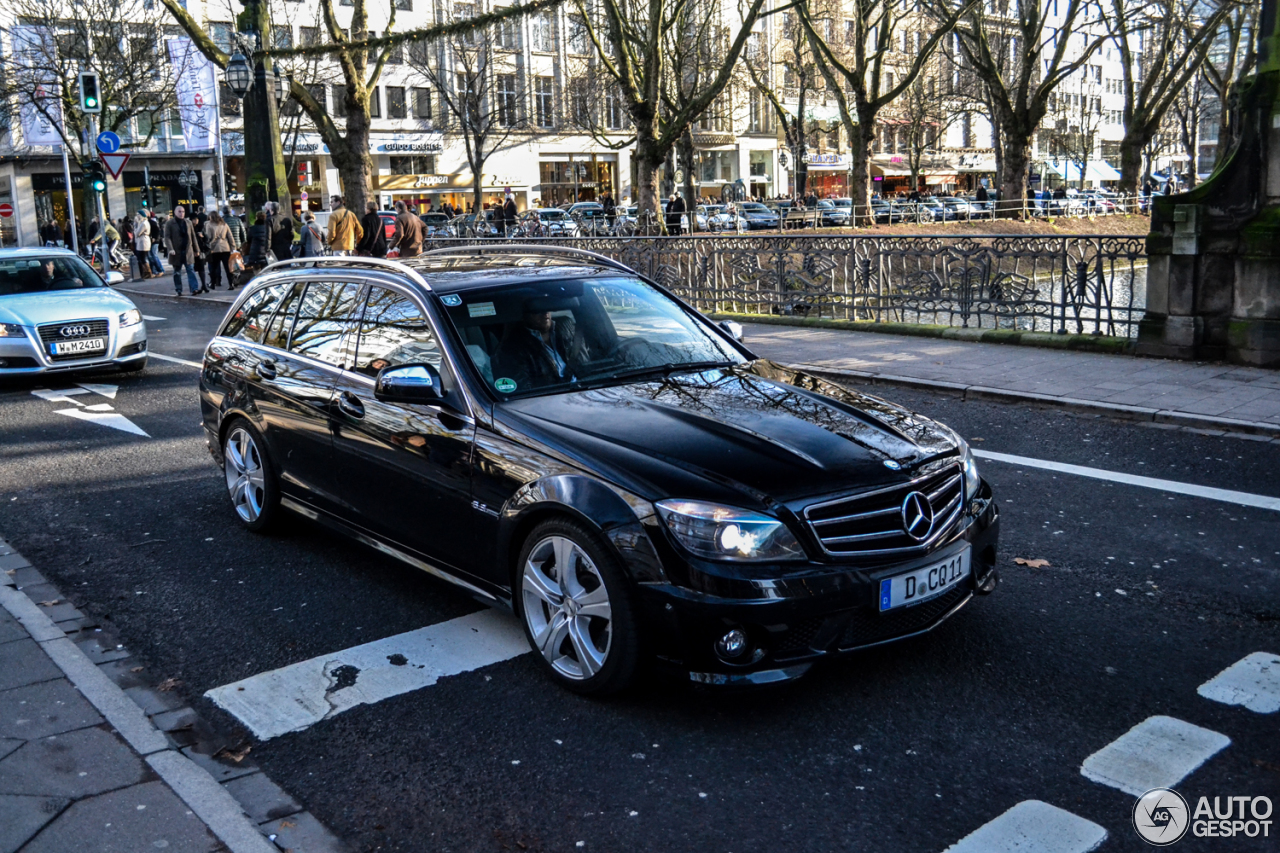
[540, 210, 566, 220]
[441, 276, 747, 399]
[0, 255, 103, 296]
[740, 203, 768, 212]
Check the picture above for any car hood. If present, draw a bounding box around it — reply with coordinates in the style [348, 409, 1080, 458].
[498, 361, 959, 508]
[0, 287, 135, 326]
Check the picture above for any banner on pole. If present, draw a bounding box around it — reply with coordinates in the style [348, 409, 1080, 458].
[11, 26, 65, 147]
[167, 37, 220, 151]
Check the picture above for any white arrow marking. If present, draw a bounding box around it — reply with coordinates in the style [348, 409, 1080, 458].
[76, 382, 118, 399]
[31, 388, 89, 405]
[53, 408, 149, 437]
[141, 315, 165, 321]
[84, 403, 114, 412]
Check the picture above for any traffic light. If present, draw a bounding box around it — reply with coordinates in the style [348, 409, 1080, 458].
[227, 172, 237, 194]
[82, 161, 106, 194]
[77, 72, 101, 113]
[297, 161, 313, 186]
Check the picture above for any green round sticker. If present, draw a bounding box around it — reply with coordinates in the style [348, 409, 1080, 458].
[494, 377, 517, 394]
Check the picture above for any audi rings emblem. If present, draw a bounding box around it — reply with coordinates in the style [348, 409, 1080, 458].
[60, 325, 91, 338]
[900, 491, 935, 541]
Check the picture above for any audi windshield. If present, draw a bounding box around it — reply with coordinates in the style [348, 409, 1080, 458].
[0, 255, 103, 295]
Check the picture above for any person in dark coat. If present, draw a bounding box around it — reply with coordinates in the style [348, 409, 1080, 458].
[495, 300, 582, 391]
[240, 212, 271, 283]
[502, 195, 518, 236]
[356, 201, 387, 257]
[268, 202, 295, 261]
[666, 193, 685, 236]
[601, 191, 616, 229]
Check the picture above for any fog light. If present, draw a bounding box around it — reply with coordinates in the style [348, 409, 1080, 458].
[0, 358, 7, 367]
[715, 628, 749, 660]
[976, 568, 999, 595]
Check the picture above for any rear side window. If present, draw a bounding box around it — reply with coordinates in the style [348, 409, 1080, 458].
[353, 287, 441, 377]
[221, 284, 287, 343]
[263, 283, 302, 350]
[289, 281, 361, 367]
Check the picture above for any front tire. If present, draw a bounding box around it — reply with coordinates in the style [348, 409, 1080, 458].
[222, 419, 280, 532]
[515, 518, 640, 695]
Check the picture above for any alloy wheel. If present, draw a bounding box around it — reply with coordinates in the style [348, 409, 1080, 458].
[521, 535, 613, 680]
[224, 427, 266, 523]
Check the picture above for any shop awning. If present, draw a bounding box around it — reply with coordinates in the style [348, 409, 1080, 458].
[781, 104, 843, 124]
[1043, 161, 1122, 181]
[925, 174, 958, 185]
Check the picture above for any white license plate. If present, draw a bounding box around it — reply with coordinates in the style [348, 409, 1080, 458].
[50, 338, 106, 355]
[878, 547, 971, 611]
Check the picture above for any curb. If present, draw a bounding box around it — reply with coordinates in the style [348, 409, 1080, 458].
[794, 364, 1280, 441]
[114, 284, 237, 306]
[713, 312, 1135, 355]
[0, 537, 348, 853]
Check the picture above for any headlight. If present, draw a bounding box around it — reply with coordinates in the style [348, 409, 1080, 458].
[0, 323, 24, 337]
[959, 440, 981, 500]
[655, 500, 804, 562]
[119, 309, 143, 328]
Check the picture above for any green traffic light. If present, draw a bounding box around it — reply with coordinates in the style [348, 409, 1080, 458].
[85, 97, 98, 108]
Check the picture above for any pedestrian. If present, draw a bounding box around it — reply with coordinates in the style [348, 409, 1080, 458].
[502, 194, 518, 237]
[131, 213, 151, 280]
[40, 219, 62, 247]
[223, 206, 246, 253]
[146, 212, 164, 276]
[204, 211, 233, 290]
[356, 201, 387, 257]
[238, 212, 271, 283]
[391, 200, 423, 258]
[326, 195, 362, 256]
[666, 193, 685, 236]
[601, 191, 617, 230]
[268, 201, 295, 262]
[163, 205, 202, 295]
[297, 211, 325, 258]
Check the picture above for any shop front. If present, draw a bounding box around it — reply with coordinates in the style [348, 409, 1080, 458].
[694, 145, 739, 199]
[803, 153, 850, 198]
[31, 171, 88, 240]
[123, 168, 206, 216]
[376, 172, 531, 214]
[748, 151, 774, 200]
[536, 154, 617, 207]
[955, 152, 997, 192]
[870, 156, 913, 195]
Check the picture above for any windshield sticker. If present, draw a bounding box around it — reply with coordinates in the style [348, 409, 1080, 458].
[441, 294, 462, 307]
[494, 377, 517, 394]
[468, 301, 496, 318]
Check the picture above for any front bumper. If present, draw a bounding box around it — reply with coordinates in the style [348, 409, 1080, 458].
[0, 322, 147, 374]
[632, 481, 1000, 685]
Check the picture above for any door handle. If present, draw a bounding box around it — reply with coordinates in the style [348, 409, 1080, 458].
[255, 359, 276, 381]
[337, 391, 365, 419]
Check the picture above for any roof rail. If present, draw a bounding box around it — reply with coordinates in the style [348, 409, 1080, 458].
[256, 256, 433, 291]
[416, 243, 638, 277]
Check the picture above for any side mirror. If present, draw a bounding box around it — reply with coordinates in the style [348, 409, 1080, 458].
[374, 363, 444, 405]
[718, 320, 745, 342]
[105, 270, 124, 285]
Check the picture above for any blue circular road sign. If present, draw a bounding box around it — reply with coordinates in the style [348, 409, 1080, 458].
[96, 131, 121, 154]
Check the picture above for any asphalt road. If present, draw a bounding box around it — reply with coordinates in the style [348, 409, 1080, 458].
[0, 294, 1276, 853]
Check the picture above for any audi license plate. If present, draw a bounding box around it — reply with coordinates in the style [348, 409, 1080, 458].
[50, 338, 106, 356]
[878, 547, 970, 611]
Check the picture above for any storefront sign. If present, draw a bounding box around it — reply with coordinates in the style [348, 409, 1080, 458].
[372, 133, 445, 154]
[692, 133, 735, 147]
[804, 153, 849, 166]
[378, 173, 461, 191]
[222, 133, 329, 156]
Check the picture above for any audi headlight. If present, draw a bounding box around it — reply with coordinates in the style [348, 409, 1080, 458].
[0, 323, 24, 337]
[655, 500, 804, 562]
[119, 309, 143, 328]
[959, 440, 981, 500]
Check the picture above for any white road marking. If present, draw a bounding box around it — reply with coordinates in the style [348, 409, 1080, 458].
[76, 382, 118, 399]
[83, 403, 114, 412]
[205, 609, 530, 741]
[974, 449, 1280, 512]
[149, 352, 202, 368]
[53, 407, 149, 437]
[1198, 652, 1280, 713]
[141, 315, 165, 321]
[30, 387, 90, 404]
[943, 800, 1107, 853]
[1080, 715, 1231, 796]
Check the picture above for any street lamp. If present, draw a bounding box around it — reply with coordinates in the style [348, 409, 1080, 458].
[225, 52, 252, 100]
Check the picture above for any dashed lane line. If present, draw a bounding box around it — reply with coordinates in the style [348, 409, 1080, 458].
[150, 352, 203, 368]
[204, 609, 530, 741]
[974, 449, 1280, 512]
[1198, 652, 1280, 714]
[1079, 715, 1231, 796]
[943, 800, 1107, 853]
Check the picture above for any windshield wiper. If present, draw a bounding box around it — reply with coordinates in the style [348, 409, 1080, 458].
[576, 360, 737, 389]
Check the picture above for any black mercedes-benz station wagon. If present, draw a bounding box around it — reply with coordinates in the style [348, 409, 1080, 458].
[199, 248, 999, 692]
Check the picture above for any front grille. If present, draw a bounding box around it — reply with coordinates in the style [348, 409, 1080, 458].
[38, 319, 109, 361]
[804, 463, 963, 557]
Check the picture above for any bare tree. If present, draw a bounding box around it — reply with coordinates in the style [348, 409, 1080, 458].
[1042, 71, 1105, 191]
[407, 6, 529, 212]
[1104, 0, 1235, 197]
[1171, 70, 1209, 188]
[800, 0, 972, 223]
[893, 68, 967, 193]
[1201, 0, 1259, 166]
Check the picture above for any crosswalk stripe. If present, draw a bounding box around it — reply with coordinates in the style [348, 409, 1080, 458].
[1197, 652, 1280, 713]
[943, 800, 1107, 853]
[973, 449, 1280, 511]
[204, 609, 530, 741]
[149, 352, 202, 368]
[1080, 715, 1231, 796]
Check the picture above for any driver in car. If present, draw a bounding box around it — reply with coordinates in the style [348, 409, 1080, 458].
[36, 259, 79, 290]
[496, 297, 583, 389]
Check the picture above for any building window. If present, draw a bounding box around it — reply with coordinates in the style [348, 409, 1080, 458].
[496, 74, 518, 127]
[567, 15, 589, 54]
[530, 12, 555, 52]
[209, 22, 233, 53]
[534, 76, 554, 127]
[455, 3, 476, 45]
[568, 77, 589, 126]
[390, 155, 436, 174]
[495, 9, 519, 49]
[395, 0, 412, 8]
[300, 27, 320, 46]
[412, 87, 432, 121]
[387, 86, 406, 118]
[606, 88, 626, 130]
[369, 86, 381, 118]
[272, 27, 293, 50]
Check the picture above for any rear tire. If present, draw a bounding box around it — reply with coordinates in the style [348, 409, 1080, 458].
[515, 518, 640, 695]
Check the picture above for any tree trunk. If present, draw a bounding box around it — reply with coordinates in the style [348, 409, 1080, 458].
[679, 131, 696, 232]
[1186, 117, 1200, 189]
[332, 103, 372, 214]
[997, 132, 1031, 220]
[635, 145, 663, 235]
[1116, 132, 1145, 198]
[850, 122, 875, 227]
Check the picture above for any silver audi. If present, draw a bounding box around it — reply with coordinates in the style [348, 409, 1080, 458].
[0, 248, 147, 375]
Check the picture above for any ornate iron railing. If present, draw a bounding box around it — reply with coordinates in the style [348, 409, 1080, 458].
[428, 234, 1148, 338]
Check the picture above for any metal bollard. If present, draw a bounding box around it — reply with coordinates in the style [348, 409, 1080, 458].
[129, 253, 140, 281]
